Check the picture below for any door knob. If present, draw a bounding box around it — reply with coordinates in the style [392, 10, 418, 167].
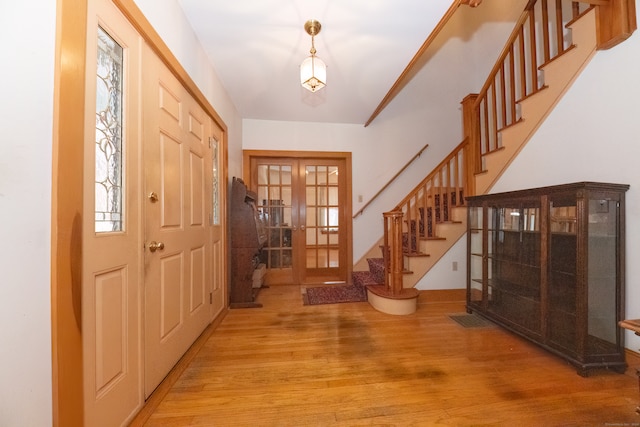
[148, 192, 159, 202]
[300, 225, 306, 231]
[148, 241, 165, 252]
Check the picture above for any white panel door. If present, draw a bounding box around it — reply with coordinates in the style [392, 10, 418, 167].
[82, 0, 143, 425]
[142, 46, 214, 397]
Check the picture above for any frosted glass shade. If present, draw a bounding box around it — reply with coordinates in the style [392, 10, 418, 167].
[300, 55, 326, 92]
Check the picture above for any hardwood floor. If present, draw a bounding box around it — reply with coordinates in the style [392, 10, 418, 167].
[140, 285, 640, 426]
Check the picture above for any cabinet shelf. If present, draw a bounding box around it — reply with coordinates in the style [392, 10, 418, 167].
[467, 182, 629, 376]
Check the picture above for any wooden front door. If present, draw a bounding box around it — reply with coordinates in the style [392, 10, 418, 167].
[79, 0, 227, 424]
[142, 45, 216, 397]
[247, 153, 352, 286]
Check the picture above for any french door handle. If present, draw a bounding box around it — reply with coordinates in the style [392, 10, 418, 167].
[300, 225, 306, 231]
[148, 241, 165, 252]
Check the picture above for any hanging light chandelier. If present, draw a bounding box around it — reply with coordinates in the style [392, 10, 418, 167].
[300, 19, 326, 92]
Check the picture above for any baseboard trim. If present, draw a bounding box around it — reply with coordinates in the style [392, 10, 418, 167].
[418, 288, 466, 303]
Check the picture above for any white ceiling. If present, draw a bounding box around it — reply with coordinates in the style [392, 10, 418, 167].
[177, 0, 457, 125]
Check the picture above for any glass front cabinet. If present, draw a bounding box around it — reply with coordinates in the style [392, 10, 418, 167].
[466, 182, 629, 376]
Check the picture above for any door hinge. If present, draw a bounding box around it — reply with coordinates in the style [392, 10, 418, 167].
[209, 292, 213, 304]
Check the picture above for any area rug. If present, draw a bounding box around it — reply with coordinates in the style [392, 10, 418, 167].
[449, 313, 495, 328]
[303, 285, 367, 305]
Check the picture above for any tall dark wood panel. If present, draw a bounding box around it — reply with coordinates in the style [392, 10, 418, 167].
[229, 177, 267, 308]
[467, 182, 629, 376]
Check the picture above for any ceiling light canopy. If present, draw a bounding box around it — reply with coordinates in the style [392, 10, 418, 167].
[300, 19, 326, 93]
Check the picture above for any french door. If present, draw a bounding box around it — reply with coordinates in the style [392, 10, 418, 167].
[248, 153, 352, 286]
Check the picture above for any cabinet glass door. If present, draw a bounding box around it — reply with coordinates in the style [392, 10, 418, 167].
[468, 206, 484, 305]
[587, 197, 619, 355]
[548, 195, 578, 353]
[488, 200, 541, 334]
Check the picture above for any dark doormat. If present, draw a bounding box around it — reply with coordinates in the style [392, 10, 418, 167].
[303, 285, 367, 306]
[449, 313, 495, 328]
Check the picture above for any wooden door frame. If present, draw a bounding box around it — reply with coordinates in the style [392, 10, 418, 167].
[52, 0, 228, 424]
[242, 150, 353, 285]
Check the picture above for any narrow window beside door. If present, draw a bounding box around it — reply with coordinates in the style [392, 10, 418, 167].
[95, 27, 124, 233]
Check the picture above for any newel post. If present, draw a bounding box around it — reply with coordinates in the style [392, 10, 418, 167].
[384, 210, 405, 296]
[461, 93, 480, 197]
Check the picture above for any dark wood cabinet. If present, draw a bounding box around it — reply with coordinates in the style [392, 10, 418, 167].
[466, 182, 629, 376]
[229, 177, 267, 308]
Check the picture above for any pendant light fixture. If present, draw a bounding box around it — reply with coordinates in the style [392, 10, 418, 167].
[300, 19, 326, 92]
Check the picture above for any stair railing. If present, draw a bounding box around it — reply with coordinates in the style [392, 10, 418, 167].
[381, 139, 469, 270]
[353, 143, 429, 218]
[470, 0, 592, 174]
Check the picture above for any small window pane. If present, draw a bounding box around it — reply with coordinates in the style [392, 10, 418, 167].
[95, 27, 124, 233]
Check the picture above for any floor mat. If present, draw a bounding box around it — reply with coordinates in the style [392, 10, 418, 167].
[449, 313, 495, 328]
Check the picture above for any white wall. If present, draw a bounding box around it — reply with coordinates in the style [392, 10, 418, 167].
[0, 2, 56, 426]
[492, 12, 640, 349]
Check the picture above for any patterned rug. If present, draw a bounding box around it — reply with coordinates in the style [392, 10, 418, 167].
[303, 285, 368, 305]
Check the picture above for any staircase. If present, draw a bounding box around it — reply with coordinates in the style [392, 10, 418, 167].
[354, 0, 636, 315]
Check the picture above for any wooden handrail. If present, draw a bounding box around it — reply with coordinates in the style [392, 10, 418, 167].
[394, 139, 468, 211]
[353, 143, 429, 218]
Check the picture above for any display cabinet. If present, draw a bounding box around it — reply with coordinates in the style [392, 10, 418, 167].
[467, 182, 629, 376]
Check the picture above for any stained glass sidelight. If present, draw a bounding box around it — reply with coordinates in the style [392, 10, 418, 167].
[211, 138, 220, 225]
[95, 27, 124, 232]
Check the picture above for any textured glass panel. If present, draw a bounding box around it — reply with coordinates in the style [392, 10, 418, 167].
[211, 138, 220, 224]
[95, 27, 124, 233]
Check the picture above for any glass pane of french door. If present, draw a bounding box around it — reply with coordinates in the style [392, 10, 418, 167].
[256, 163, 295, 284]
[304, 164, 340, 273]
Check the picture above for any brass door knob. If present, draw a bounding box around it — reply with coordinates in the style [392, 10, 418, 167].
[148, 241, 165, 252]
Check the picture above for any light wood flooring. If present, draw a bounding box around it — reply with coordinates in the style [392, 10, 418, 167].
[139, 285, 640, 426]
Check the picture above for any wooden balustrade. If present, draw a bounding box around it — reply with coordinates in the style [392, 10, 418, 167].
[471, 0, 591, 172]
[391, 139, 468, 256]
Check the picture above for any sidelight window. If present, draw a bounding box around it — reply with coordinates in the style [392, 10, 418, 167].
[95, 27, 124, 232]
